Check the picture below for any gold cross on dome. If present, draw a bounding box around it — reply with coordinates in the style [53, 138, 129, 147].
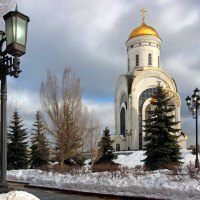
[140, 8, 147, 23]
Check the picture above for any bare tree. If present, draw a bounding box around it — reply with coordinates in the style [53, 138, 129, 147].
[80, 107, 101, 163]
[40, 68, 82, 166]
[89, 116, 101, 164]
[78, 105, 90, 153]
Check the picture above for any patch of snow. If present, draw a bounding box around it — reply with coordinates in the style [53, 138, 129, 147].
[114, 150, 145, 167]
[7, 150, 200, 200]
[0, 191, 39, 200]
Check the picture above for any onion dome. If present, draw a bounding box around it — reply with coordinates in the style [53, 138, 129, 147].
[128, 22, 160, 40]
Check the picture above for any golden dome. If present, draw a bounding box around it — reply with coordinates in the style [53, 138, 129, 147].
[181, 132, 188, 141]
[128, 22, 160, 40]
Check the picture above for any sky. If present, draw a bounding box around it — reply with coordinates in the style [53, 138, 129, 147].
[3, 0, 200, 146]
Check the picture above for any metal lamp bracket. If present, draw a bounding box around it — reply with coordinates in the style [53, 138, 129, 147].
[0, 37, 21, 79]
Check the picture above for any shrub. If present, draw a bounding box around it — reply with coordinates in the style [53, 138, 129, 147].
[92, 162, 120, 172]
[192, 147, 197, 155]
[164, 163, 183, 181]
[187, 161, 199, 180]
[38, 164, 51, 172]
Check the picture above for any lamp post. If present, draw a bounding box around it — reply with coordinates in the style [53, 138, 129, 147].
[0, 6, 29, 192]
[185, 87, 200, 168]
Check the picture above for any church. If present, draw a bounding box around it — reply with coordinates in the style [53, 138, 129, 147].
[113, 10, 187, 151]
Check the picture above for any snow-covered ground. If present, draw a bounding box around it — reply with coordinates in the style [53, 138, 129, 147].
[0, 191, 39, 200]
[7, 150, 200, 200]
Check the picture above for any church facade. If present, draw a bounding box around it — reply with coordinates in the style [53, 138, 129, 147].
[113, 13, 187, 151]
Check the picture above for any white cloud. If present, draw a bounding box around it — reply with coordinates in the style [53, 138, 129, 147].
[7, 90, 40, 129]
[162, 9, 198, 33]
[6, 90, 115, 136]
[8, 90, 40, 113]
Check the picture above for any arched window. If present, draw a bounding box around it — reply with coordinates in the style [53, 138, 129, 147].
[120, 93, 128, 109]
[120, 107, 125, 137]
[148, 53, 152, 66]
[136, 54, 139, 66]
[116, 144, 120, 151]
[158, 56, 160, 67]
[138, 88, 157, 149]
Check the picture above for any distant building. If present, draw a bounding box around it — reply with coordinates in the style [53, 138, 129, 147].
[113, 10, 187, 151]
[188, 144, 200, 152]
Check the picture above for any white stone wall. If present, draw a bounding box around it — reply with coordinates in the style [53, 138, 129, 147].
[130, 68, 182, 149]
[112, 135, 127, 151]
[126, 35, 161, 72]
[114, 68, 182, 150]
[115, 75, 129, 137]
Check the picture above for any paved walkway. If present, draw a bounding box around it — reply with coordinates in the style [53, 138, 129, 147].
[9, 182, 162, 200]
[9, 183, 110, 200]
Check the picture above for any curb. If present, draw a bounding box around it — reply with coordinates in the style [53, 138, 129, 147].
[8, 181, 164, 200]
[25, 184, 164, 200]
[8, 180, 29, 185]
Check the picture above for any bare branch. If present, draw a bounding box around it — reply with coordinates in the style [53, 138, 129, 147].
[40, 68, 84, 165]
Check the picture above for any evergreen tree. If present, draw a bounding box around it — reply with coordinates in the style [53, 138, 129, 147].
[7, 111, 29, 170]
[143, 85, 182, 170]
[95, 127, 117, 163]
[30, 111, 49, 168]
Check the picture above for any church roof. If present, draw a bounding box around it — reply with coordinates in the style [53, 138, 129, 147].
[128, 22, 160, 40]
[128, 9, 160, 40]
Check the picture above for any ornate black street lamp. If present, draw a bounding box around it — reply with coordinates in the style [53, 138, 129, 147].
[0, 6, 29, 192]
[185, 87, 200, 168]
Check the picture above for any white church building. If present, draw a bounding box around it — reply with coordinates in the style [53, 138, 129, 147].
[113, 11, 187, 151]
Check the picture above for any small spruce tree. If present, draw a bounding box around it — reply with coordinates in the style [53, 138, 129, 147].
[30, 111, 49, 168]
[7, 111, 29, 170]
[143, 85, 182, 170]
[95, 127, 117, 164]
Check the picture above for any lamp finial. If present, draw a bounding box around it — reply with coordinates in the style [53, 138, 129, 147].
[15, 4, 18, 12]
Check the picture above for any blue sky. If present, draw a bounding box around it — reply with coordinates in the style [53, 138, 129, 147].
[4, 0, 200, 145]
